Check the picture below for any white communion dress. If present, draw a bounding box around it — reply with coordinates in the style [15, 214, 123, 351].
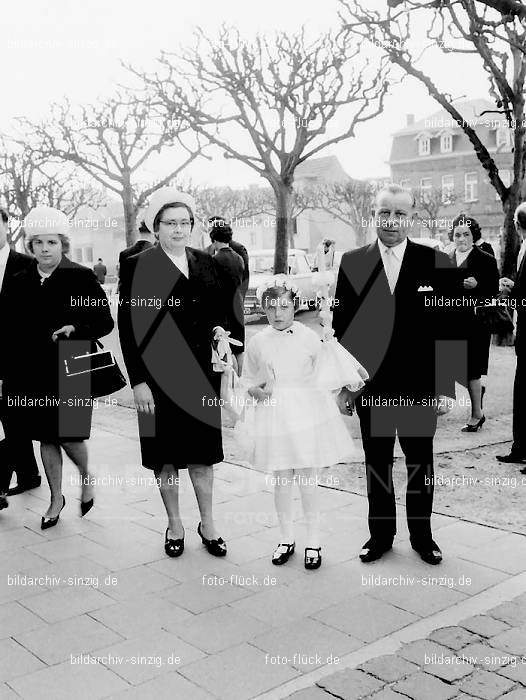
[236, 320, 368, 471]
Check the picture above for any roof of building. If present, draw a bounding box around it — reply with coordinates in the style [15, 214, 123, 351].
[295, 155, 350, 183]
[392, 98, 508, 137]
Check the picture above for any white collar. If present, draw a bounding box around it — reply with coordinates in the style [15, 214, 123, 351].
[0, 244, 9, 266]
[378, 238, 408, 260]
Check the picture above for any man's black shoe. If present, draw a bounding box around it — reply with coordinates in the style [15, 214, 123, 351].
[359, 539, 392, 563]
[0, 495, 8, 510]
[496, 453, 526, 465]
[412, 540, 442, 565]
[8, 476, 41, 496]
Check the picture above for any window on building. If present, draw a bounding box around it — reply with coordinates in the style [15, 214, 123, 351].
[440, 133, 453, 153]
[465, 172, 478, 202]
[496, 127, 511, 150]
[85, 246, 94, 263]
[442, 175, 455, 203]
[420, 177, 432, 202]
[496, 169, 512, 200]
[418, 135, 430, 156]
[74, 248, 83, 262]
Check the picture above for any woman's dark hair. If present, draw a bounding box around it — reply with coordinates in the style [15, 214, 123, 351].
[0, 208, 8, 224]
[261, 286, 300, 311]
[450, 214, 482, 243]
[514, 204, 526, 230]
[210, 220, 233, 244]
[153, 202, 194, 233]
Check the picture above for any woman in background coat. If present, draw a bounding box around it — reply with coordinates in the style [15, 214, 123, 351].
[450, 215, 499, 432]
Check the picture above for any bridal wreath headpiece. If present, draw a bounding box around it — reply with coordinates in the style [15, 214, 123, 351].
[255, 274, 299, 303]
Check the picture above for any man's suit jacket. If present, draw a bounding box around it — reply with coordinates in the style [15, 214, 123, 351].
[333, 239, 458, 398]
[206, 239, 250, 298]
[213, 246, 245, 352]
[0, 249, 35, 302]
[512, 253, 526, 356]
[118, 240, 155, 292]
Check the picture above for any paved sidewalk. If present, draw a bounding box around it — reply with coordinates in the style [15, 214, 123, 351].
[286, 592, 526, 700]
[1, 404, 526, 699]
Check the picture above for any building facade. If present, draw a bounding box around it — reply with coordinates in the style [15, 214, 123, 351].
[389, 98, 514, 247]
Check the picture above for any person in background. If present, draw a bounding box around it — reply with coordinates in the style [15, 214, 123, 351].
[0, 207, 41, 509]
[206, 216, 249, 300]
[93, 258, 107, 284]
[0, 206, 114, 529]
[209, 220, 245, 373]
[449, 215, 499, 431]
[313, 237, 336, 272]
[117, 221, 156, 293]
[497, 202, 526, 466]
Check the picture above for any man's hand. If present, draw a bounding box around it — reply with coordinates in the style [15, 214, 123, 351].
[463, 276, 478, 290]
[435, 395, 451, 416]
[52, 325, 75, 341]
[500, 277, 515, 292]
[133, 382, 155, 414]
[337, 387, 355, 415]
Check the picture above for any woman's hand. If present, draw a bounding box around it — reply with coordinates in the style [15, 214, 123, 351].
[248, 383, 272, 403]
[337, 387, 355, 415]
[500, 277, 515, 292]
[133, 382, 155, 414]
[52, 325, 75, 341]
[463, 277, 478, 290]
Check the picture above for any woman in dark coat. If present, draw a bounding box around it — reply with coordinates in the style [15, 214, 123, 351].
[118, 187, 228, 559]
[450, 215, 499, 431]
[0, 206, 114, 528]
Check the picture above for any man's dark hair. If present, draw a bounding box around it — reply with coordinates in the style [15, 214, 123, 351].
[210, 220, 233, 243]
[138, 220, 150, 234]
[0, 208, 8, 224]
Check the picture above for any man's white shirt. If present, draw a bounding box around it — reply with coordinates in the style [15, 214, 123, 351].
[0, 243, 10, 292]
[378, 238, 407, 293]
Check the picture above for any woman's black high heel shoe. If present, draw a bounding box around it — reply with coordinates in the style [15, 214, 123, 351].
[41, 495, 66, 530]
[272, 543, 295, 565]
[304, 547, 322, 570]
[80, 498, 94, 517]
[461, 415, 486, 432]
[197, 522, 227, 557]
[164, 528, 185, 558]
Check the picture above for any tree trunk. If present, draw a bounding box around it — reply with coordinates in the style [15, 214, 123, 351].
[273, 181, 293, 274]
[501, 185, 522, 278]
[122, 182, 137, 247]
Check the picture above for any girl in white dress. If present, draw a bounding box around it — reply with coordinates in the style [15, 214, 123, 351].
[238, 276, 368, 570]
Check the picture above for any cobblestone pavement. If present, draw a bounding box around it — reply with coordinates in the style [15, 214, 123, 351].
[1, 405, 526, 699]
[285, 594, 526, 700]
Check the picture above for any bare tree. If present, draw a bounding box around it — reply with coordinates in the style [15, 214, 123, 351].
[340, 0, 526, 276]
[0, 136, 105, 245]
[130, 26, 390, 272]
[418, 185, 458, 236]
[21, 91, 204, 246]
[195, 186, 273, 226]
[318, 179, 380, 247]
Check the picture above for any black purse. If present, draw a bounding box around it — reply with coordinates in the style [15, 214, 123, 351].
[475, 293, 514, 335]
[63, 340, 127, 399]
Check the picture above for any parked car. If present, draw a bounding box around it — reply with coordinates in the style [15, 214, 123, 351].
[244, 249, 318, 314]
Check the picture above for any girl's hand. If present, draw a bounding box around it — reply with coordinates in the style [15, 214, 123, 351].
[248, 383, 272, 403]
[52, 325, 75, 341]
[463, 277, 478, 289]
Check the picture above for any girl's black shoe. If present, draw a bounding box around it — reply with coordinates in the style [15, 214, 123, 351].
[197, 522, 227, 557]
[41, 495, 66, 530]
[272, 542, 295, 565]
[304, 547, 322, 570]
[164, 528, 185, 558]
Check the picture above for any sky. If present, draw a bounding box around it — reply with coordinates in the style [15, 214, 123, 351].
[0, 0, 501, 189]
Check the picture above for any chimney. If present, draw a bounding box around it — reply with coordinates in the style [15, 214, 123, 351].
[406, 114, 415, 126]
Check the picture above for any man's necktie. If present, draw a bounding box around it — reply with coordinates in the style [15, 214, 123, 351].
[518, 240, 526, 272]
[383, 248, 397, 293]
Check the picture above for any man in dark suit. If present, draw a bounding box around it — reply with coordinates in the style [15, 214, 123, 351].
[206, 216, 249, 300]
[117, 221, 155, 293]
[0, 208, 41, 505]
[497, 202, 526, 466]
[333, 185, 458, 565]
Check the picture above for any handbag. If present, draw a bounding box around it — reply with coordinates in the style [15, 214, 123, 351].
[63, 340, 127, 399]
[475, 293, 514, 335]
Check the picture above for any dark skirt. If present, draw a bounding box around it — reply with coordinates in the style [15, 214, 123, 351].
[462, 320, 492, 382]
[137, 370, 223, 470]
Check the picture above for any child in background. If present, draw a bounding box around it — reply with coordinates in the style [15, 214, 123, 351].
[238, 275, 367, 570]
